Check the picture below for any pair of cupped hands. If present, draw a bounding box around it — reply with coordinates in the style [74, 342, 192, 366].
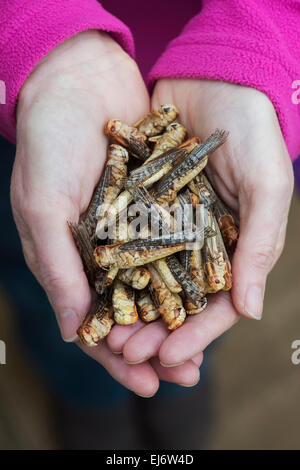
[11, 31, 293, 397]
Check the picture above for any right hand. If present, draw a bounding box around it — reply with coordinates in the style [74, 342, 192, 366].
[11, 31, 201, 396]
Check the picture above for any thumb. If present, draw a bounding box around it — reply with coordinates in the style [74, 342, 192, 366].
[232, 182, 291, 320]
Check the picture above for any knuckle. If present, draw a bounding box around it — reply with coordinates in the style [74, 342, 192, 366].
[252, 244, 275, 271]
[39, 267, 64, 294]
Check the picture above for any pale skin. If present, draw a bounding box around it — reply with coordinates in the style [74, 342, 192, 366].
[11, 31, 294, 397]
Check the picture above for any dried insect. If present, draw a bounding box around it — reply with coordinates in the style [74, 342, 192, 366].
[94, 242, 185, 270]
[202, 210, 227, 292]
[154, 130, 228, 204]
[118, 267, 151, 290]
[147, 122, 187, 161]
[68, 221, 102, 285]
[77, 298, 114, 347]
[212, 213, 232, 291]
[137, 290, 160, 323]
[147, 264, 186, 330]
[188, 248, 208, 298]
[134, 104, 179, 136]
[190, 173, 239, 247]
[112, 280, 138, 325]
[126, 137, 201, 189]
[184, 296, 208, 315]
[175, 189, 194, 268]
[94, 226, 214, 270]
[165, 255, 201, 304]
[153, 258, 182, 293]
[98, 266, 119, 291]
[94, 144, 129, 220]
[117, 226, 214, 251]
[131, 183, 174, 235]
[125, 147, 185, 189]
[104, 120, 151, 160]
[213, 199, 239, 249]
[95, 189, 134, 239]
[188, 174, 212, 209]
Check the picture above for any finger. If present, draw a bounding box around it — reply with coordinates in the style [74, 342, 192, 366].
[29, 208, 91, 342]
[151, 357, 201, 387]
[122, 319, 169, 365]
[232, 178, 292, 320]
[106, 320, 145, 354]
[79, 341, 159, 397]
[159, 292, 239, 366]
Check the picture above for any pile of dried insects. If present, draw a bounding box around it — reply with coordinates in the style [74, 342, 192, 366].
[69, 104, 239, 347]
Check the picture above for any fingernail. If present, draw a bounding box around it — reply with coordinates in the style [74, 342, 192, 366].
[64, 333, 79, 343]
[245, 286, 263, 320]
[59, 309, 79, 342]
[112, 351, 122, 355]
[160, 361, 185, 368]
[124, 358, 146, 365]
[135, 393, 155, 398]
[178, 380, 200, 388]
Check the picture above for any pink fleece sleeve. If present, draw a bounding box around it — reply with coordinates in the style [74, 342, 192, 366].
[0, 0, 134, 143]
[149, 0, 300, 161]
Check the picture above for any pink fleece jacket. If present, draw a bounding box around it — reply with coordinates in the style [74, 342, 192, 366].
[0, 0, 299, 160]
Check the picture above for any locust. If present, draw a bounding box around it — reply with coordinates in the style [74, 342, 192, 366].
[147, 122, 187, 161]
[211, 213, 232, 291]
[96, 190, 133, 239]
[183, 248, 208, 315]
[94, 144, 129, 222]
[137, 290, 160, 323]
[95, 138, 197, 238]
[153, 258, 182, 293]
[117, 267, 151, 290]
[165, 255, 201, 305]
[68, 221, 104, 288]
[202, 209, 227, 292]
[94, 227, 214, 270]
[175, 188, 195, 267]
[189, 172, 239, 247]
[126, 137, 201, 189]
[147, 264, 186, 331]
[77, 144, 129, 240]
[105, 119, 151, 160]
[112, 280, 139, 325]
[184, 296, 208, 316]
[188, 248, 208, 298]
[77, 297, 114, 347]
[134, 104, 179, 136]
[153, 130, 228, 204]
